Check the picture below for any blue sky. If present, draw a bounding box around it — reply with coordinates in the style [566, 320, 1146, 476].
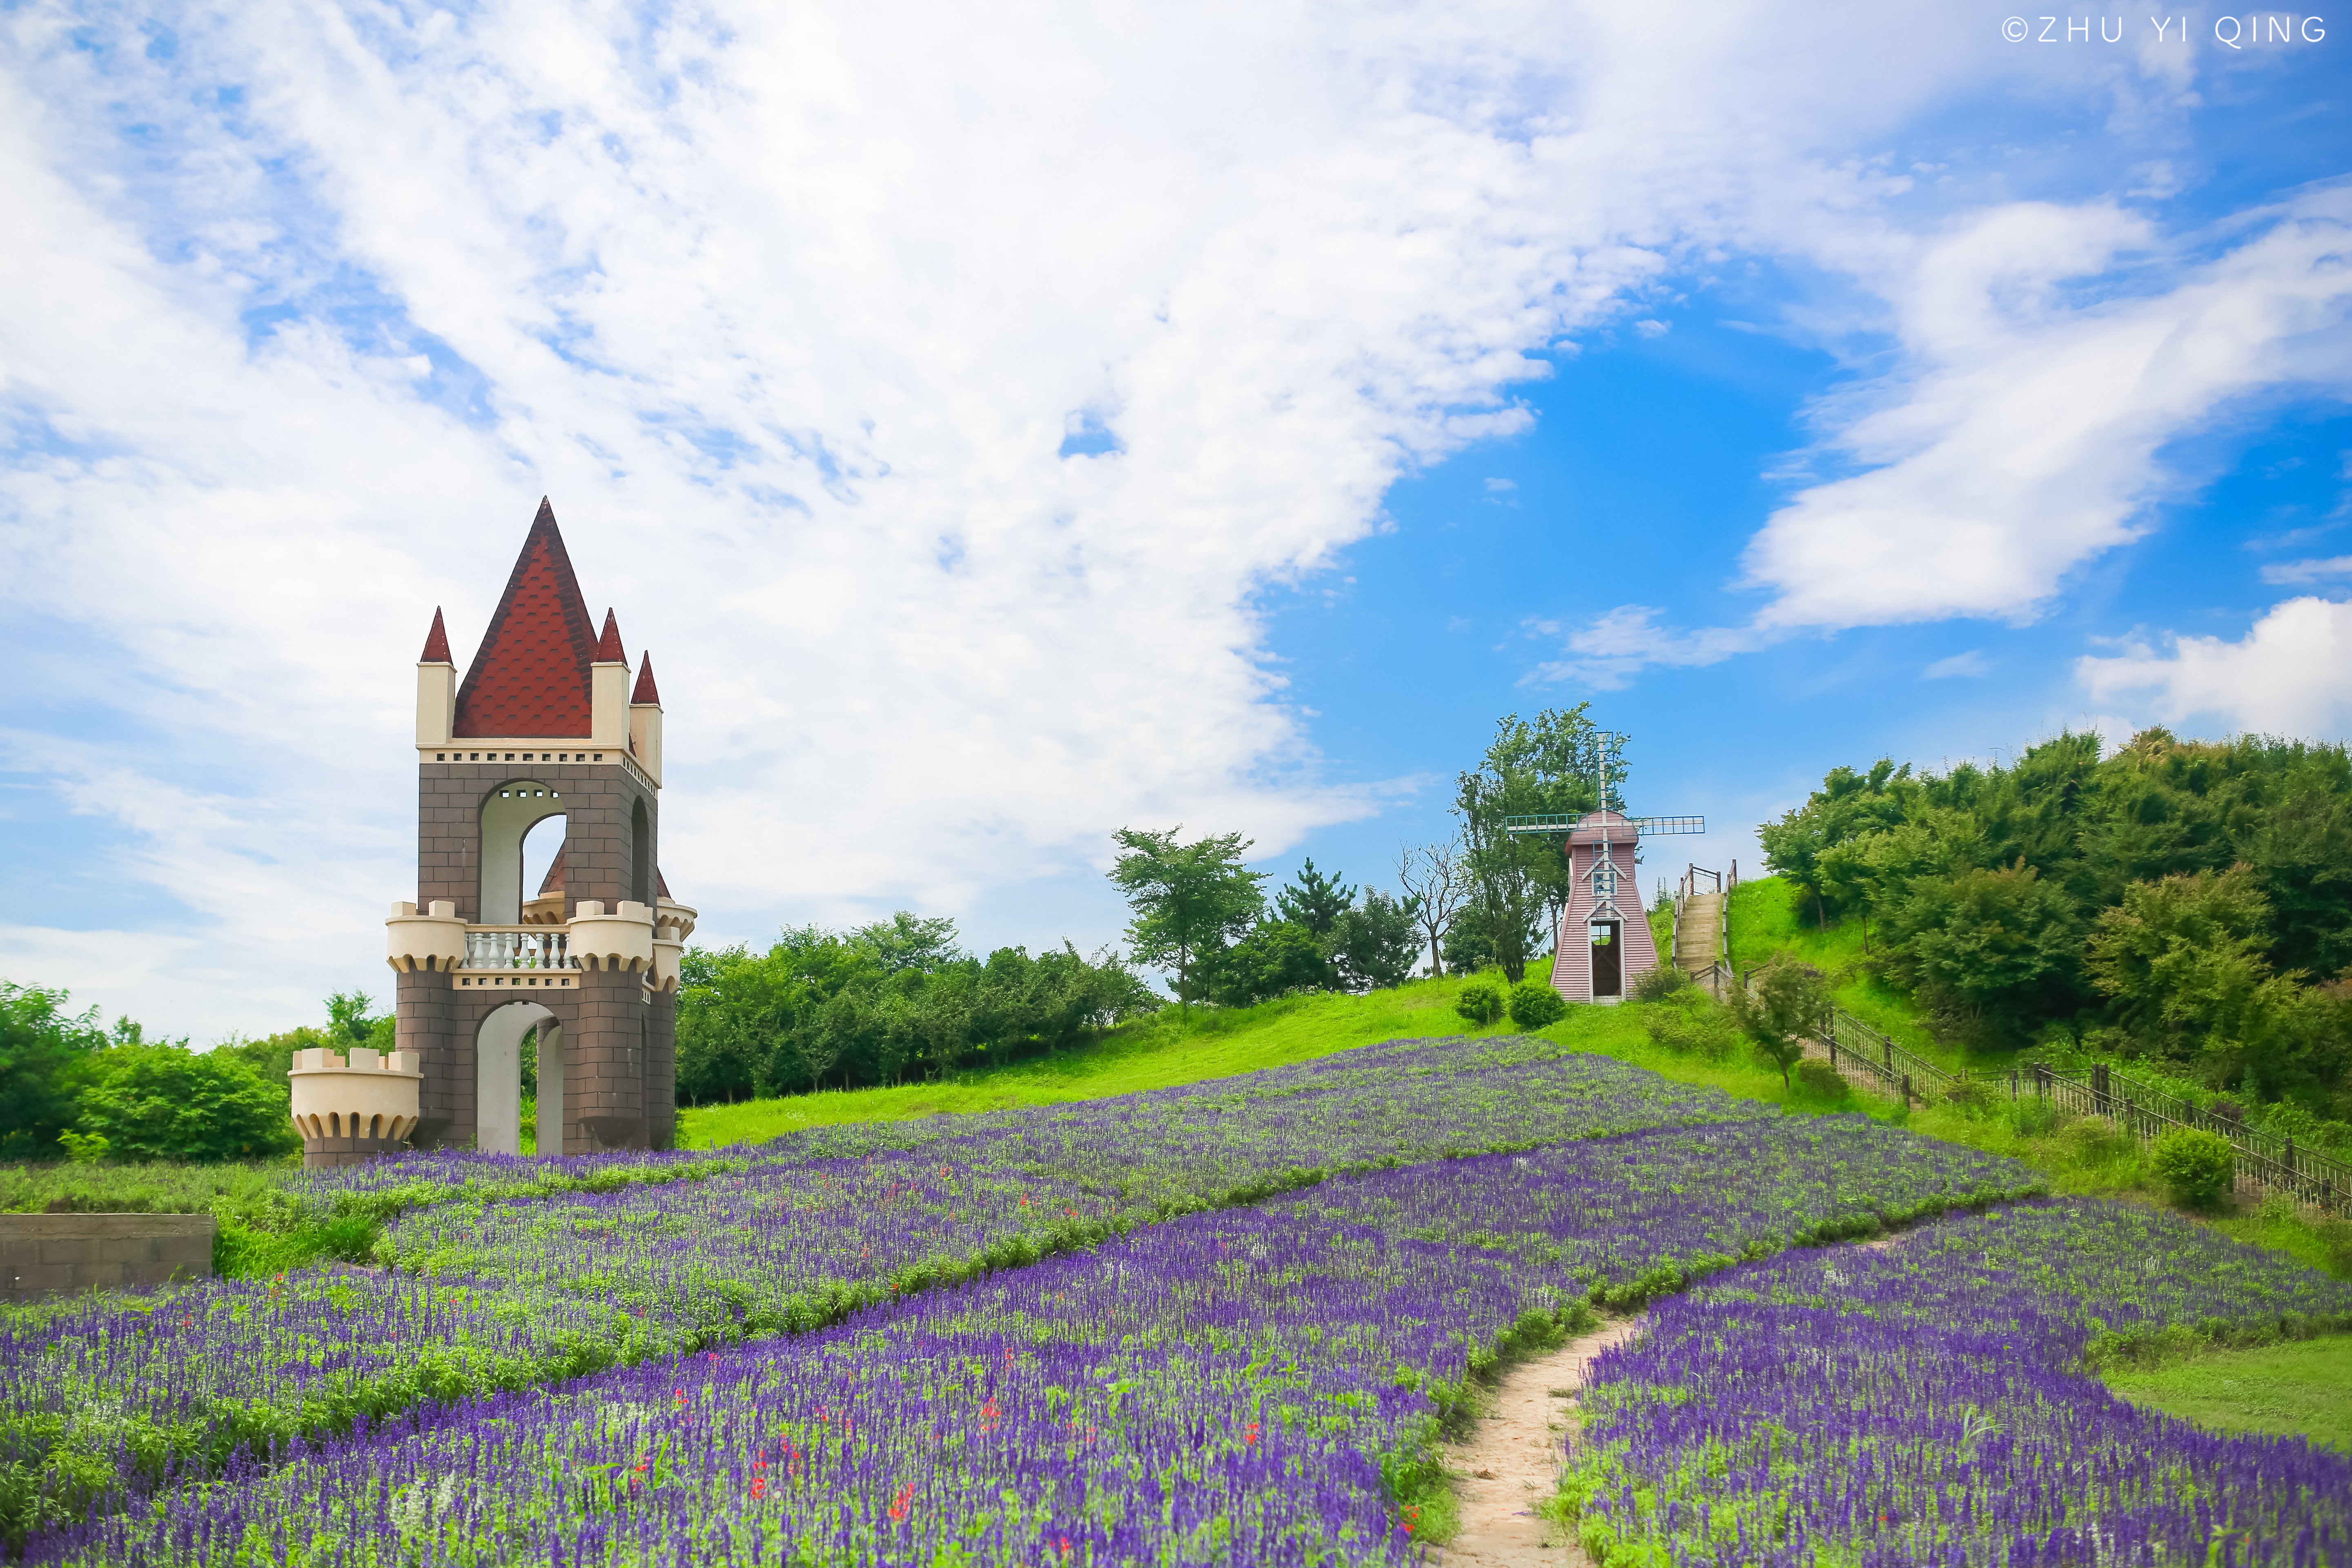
[2, 2, 2348, 1036]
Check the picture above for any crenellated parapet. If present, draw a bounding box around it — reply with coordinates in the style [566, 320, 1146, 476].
[386, 900, 466, 972]
[289, 1048, 423, 1168]
[568, 900, 656, 972]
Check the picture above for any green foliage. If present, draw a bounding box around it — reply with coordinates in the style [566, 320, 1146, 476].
[1205, 920, 1330, 1006]
[675, 919, 1160, 1102]
[2150, 1127, 2236, 1209]
[1455, 708, 1607, 983]
[1454, 979, 1506, 1026]
[1109, 827, 1267, 1008]
[74, 1045, 301, 1163]
[0, 982, 110, 1159]
[1327, 889, 1423, 992]
[1631, 965, 1691, 1003]
[1884, 860, 2083, 1049]
[1507, 980, 1566, 1029]
[1728, 959, 1832, 1091]
[1756, 729, 2352, 1109]
[1793, 1059, 1850, 1102]
[1273, 859, 1357, 937]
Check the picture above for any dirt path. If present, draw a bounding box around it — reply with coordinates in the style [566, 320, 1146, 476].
[1435, 1317, 1645, 1565]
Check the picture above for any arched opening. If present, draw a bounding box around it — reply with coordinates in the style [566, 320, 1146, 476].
[479, 781, 565, 924]
[520, 814, 569, 923]
[476, 1001, 559, 1156]
[630, 799, 652, 908]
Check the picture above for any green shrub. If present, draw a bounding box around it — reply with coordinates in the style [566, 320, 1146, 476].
[1630, 965, 1691, 1003]
[1793, 1060, 1849, 1102]
[2061, 1114, 2130, 1164]
[2150, 1128, 2236, 1210]
[1454, 980, 1505, 1027]
[1506, 981, 1566, 1030]
[1643, 994, 1738, 1061]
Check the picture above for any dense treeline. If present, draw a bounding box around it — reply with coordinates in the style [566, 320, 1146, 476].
[1760, 728, 2352, 1118]
[0, 982, 314, 1163]
[673, 915, 1161, 1104]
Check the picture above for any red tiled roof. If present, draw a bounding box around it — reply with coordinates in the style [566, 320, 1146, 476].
[420, 608, 452, 663]
[631, 653, 661, 706]
[594, 608, 626, 664]
[537, 844, 566, 895]
[657, 868, 671, 899]
[454, 499, 601, 738]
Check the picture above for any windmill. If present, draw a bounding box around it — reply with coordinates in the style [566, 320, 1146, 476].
[1503, 733, 1703, 1004]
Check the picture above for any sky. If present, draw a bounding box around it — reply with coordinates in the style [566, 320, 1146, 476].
[1, 1, 2348, 1040]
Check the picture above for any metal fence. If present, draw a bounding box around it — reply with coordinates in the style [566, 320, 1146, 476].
[1797, 1008, 2351, 1216]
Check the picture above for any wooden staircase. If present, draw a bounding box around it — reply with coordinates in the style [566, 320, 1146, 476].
[1674, 890, 1724, 972]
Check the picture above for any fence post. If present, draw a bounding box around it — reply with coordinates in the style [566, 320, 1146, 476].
[1900, 1072, 1912, 1109]
[2092, 1062, 2109, 1118]
[2008, 1068, 2018, 1102]
[2034, 1062, 2050, 1104]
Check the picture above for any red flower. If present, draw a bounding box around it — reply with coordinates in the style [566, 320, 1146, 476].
[889, 1481, 915, 1521]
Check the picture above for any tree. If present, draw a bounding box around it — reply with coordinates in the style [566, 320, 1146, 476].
[1109, 827, 1267, 1010]
[1884, 860, 2083, 1050]
[1728, 958, 1832, 1092]
[1396, 839, 1470, 977]
[76, 1044, 302, 1162]
[1327, 889, 1424, 991]
[849, 913, 964, 974]
[1205, 920, 1330, 1006]
[1453, 708, 1613, 983]
[1273, 859, 1357, 939]
[0, 982, 111, 1159]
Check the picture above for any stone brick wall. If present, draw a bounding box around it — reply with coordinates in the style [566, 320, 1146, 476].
[568, 967, 647, 1153]
[1, 1214, 215, 1301]
[646, 988, 677, 1150]
[414, 756, 657, 920]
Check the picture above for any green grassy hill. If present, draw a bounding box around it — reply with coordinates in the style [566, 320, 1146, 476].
[1725, 874, 1976, 1069]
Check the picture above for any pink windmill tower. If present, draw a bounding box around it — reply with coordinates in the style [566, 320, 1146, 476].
[1504, 735, 1702, 1004]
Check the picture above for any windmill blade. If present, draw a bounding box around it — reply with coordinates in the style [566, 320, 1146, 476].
[1501, 813, 1707, 836]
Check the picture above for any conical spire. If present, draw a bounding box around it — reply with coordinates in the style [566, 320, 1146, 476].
[420, 608, 452, 663]
[594, 608, 626, 663]
[453, 499, 601, 738]
[631, 653, 661, 705]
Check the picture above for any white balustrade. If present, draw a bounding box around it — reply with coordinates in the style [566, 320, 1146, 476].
[462, 927, 577, 971]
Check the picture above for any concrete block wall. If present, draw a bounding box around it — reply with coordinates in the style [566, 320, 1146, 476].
[1, 1214, 215, 1301]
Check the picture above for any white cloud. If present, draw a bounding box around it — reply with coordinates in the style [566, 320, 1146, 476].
[1526, 607, 1768, 690]
[2077, 597, 2352, 738]
[0, 0, 2330, 1032]
[2261, 555, 2352, 585]
[1922, 650, 1991, 679]
[1746, 191, 2352, 630]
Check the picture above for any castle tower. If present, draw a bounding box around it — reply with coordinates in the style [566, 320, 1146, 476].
[369, 499, 694, 1161]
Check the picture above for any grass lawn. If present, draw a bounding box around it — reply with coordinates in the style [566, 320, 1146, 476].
[2103, 1336, 2352, 1452]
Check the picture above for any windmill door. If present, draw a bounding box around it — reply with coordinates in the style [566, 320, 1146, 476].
[1590, 920, 1623, 998]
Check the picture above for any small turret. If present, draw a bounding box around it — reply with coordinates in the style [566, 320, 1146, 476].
[589, 608, 631, 749]
[415, 609, 456, 747]
[628, 653, 664, 784]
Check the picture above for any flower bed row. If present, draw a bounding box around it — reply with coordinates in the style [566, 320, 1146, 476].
[1562, 1199, 2352, 1568]
[0, 1039, 1759, 1539]
[29, 1118, 2043, 1565]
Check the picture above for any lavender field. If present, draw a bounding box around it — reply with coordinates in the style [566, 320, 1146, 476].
[2, 1038, 1775, 1537]
[27, 1121, 2041, 1566]
[1564, 1200, 2352, 1568]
